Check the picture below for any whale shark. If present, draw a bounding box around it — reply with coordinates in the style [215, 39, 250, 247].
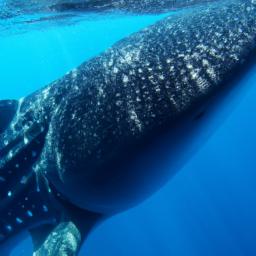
[49, 0, 216, 13]
[0, 0, 256, 255]
[2, 0, 216, 16]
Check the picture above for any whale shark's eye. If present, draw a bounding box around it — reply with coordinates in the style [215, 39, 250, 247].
[193, 110, 206, 121]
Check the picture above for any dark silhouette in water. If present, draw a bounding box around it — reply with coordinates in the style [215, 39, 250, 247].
[0, 0, 217, 37]
[49, 0, 216, 13]
[0, 0, 256, 255]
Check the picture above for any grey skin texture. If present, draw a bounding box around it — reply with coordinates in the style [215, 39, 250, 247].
[0, 0, 256, 255]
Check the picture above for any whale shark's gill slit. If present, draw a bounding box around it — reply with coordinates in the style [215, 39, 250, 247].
[0, 122, 47, 166]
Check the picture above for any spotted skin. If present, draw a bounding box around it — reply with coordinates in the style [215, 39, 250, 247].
[0, 0, 256, 254]
[0, 100, 58, 243]
[43, 0, 256, 212]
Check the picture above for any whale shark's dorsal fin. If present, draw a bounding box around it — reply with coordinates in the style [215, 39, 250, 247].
[0, 100, 18, 135]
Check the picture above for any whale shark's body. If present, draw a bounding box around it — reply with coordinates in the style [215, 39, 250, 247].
[49, 0, 216, 13]
[0, 0, 256, 255]
[3, 0, 216, 17]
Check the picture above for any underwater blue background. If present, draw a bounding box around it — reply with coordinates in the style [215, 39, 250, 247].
[0, 10, 256, 256]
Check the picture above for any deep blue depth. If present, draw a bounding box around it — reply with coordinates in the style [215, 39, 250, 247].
[0, 10, 256, 256]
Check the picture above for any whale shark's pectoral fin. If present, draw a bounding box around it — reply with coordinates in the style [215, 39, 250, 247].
[32, 221, 82, 256]
[0, 100, 18, 134]
[31, 200, 103, 256]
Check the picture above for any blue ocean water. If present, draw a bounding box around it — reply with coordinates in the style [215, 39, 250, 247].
[0, 6, 256, 256]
